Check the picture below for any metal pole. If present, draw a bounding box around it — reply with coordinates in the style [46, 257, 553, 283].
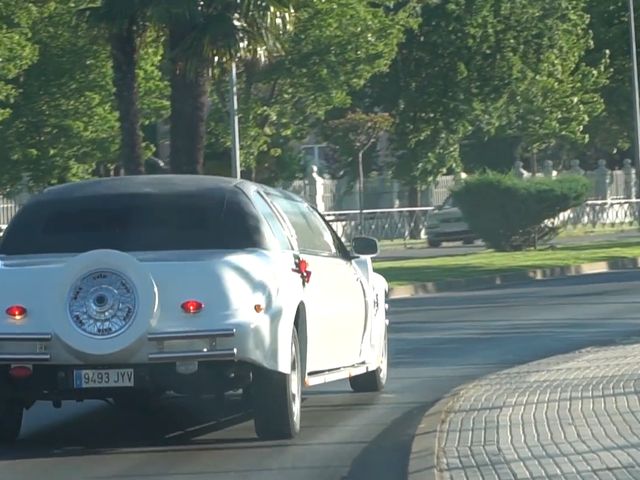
[629, 0, 640, 191]
[358, 150, 364, 233]
[230, 60, 241, 179]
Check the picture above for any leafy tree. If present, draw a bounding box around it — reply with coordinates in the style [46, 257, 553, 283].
[582, 0, 634, 163]
[0, 1, 117, 189]
[205, 0, 417, 182]
[488, 1, 606, 167]
[325, 111, 393, 211]
[0, 1, 168, 190]
[365, 0, 606, 192]
[153, 0, 294, 175]
[81, 0, 153, 175]
[0, 1, 40, 123]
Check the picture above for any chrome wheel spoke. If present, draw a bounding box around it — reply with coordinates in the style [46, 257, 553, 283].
[68, 270, 137, 338]
[290, 340, 301, 424]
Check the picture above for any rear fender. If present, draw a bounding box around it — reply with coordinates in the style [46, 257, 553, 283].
[367, 272, 388, 365]
[272, 259, 305, 374]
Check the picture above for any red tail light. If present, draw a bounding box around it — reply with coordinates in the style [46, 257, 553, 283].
[9, 365, 32, 379]
[5, 305, 27, 319]
[181, 300, 204, 314]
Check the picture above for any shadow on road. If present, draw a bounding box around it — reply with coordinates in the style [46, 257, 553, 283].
[0, 395, 257, 461]
[343, 402, 434, 480]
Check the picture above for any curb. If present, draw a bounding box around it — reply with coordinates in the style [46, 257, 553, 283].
[388, 257, 640, 298]
[407, 396, 453, 480]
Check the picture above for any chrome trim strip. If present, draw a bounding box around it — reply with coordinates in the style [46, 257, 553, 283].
[0, 353, 51, 362]
[148, 329, 236, 342]
[148, 348, 237, 362]
[305, 363, 370, 387]
[0, 333, 53, 342]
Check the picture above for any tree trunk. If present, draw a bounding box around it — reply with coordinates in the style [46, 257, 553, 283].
[168, 24, 210, 174]
[110, 19, 144, 175]
[531, 150, 538, 176]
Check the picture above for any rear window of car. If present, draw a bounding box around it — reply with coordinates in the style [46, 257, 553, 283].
[0, 189, 267, 255]
[267, 194, 336, 255]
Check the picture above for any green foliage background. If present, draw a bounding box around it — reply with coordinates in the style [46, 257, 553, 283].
[0, 0, 634, 191]
[453, 173, 591, 251]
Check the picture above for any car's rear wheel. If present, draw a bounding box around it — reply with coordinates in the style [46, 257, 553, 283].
[350, 326, 388, 393]
[428, 238, 442, 248]
[0, 399, 23, 443]
[463, 238, 476, 245]
[252, 329, 302, 440]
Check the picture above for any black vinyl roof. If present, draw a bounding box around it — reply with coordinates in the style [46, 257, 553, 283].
[37, 175, 242, 201]
[0, 175, 273, 255]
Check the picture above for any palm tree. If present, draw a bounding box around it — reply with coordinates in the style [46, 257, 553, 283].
[155, 0, 293, 174]
[81, 0, 150, 175]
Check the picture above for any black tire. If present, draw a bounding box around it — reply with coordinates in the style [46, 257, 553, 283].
[428, 238, 442, 248]
[462, 238, 476, 245]
[0, 399, 23, 443]
[350, 326, 388, 393]
[252, 329, 302, 440]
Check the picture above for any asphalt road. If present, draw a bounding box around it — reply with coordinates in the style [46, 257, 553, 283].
[4, 271, 640, 480]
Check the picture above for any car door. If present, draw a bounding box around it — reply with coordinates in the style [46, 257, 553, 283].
[267, 193, 366, 372]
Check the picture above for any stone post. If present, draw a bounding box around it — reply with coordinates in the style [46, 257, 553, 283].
[12, 174, 31, 207]
[542, 160, 557, 178]
[623, 158, 637, 199]
[594, 159, 611, 200]
[567, 159, 585, 176]
[391, 178, 401, 208]
[512, 160, 531, 179]
[307, 165, 325, 212]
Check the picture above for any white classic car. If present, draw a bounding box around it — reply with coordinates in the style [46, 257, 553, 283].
[0, 175, 388, 441]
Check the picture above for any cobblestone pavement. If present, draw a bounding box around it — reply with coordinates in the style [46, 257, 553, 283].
[437, 343, 640, 479]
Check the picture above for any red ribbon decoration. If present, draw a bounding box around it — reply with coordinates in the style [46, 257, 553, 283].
[293, 257, 312, 285]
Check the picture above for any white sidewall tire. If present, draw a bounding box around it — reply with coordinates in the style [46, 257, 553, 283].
[53, 250, 159, 360]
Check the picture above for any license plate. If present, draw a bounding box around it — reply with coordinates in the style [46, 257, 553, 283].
[73, 369, 134, 389]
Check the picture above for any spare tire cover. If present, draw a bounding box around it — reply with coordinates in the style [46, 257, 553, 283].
[53, 249, 158, 360]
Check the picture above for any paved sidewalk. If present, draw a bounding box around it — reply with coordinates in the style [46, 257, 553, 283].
[437, 343, 640, 479]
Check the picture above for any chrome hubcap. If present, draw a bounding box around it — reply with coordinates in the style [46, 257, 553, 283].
[68, 270, 137, 338]
[379, 329, 388, 383]
[290, 339, 301, 426]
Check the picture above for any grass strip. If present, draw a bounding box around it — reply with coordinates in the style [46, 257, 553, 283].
[374, 241, 640, 287]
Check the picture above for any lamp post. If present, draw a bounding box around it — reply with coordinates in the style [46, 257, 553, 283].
[629, 0, 640, 191]
[229, 60, 241, 179]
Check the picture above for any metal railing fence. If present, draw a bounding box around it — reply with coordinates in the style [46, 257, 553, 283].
[325, 207, 434, 242]
[326, 200, 640, 243]
[0, 197, 19, 229]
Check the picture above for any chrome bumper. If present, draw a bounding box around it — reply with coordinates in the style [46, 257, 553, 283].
[147, 348, 237, 362]
[0, 333, 52, 362]
[146, 328, 237, 362]
[0, 329, 238, 363]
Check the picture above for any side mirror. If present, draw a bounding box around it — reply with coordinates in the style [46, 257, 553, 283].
[352, 236, 379, 257]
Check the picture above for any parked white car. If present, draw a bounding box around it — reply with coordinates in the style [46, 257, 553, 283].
[0, 176, 388, 441]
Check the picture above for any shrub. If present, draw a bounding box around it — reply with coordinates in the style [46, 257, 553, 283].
[452, 173, 590, 251]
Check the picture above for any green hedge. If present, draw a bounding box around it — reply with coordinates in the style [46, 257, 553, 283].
[452, 173, 591, 251]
